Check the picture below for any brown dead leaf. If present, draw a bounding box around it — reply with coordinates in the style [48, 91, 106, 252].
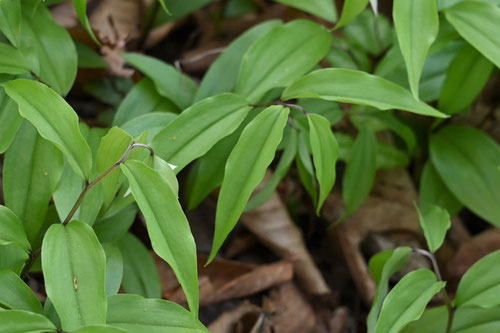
[208, 301, 265, 333]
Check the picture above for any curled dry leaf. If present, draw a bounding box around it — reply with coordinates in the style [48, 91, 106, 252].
[208, 301, 264, 333]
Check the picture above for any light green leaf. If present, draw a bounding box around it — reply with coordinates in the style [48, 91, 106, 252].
[400, 306, 447, 333]
[445, 1, 500, 68]
[152, 93, 252, 172]
[117, 232, 161, 299]
[0, 0, 21, 47]
[121, 160, 199, 315]
[42, 221, 107, 331]
[375, 269, 445, 333]
[72, 0, 100, 44]
[453, 306, 500, 333]
[195, 20, 282, 102]
[335, 0, 370, 29]
[74, 325, 130, 333]
[0, 87, 22, 153]
[102, 243, 123, 296]
[107, 294, 209, 333]
[235, 19, 332, 104]
[0, 206, 30, 251]
[0, 42, 32, 75]
[455, 249, 500, 308]
[0, 269, 42, 313]
[153, 156, 179, 196]
[430, 125, 500, 227]
[343, 125, 377, 214]
[415, 204, 451, 253]
[3, 79, 92, 179]
[439, 44, 494, 114]
[121, 112, 177, 139]
[308, 114, 338, 214]
[367, 247, 411, 333]
[393, 0, 439, 98]
[122, 53, 197, 109]
[282, 69, 447, 118]
[0, 310, 57, 333]
[274, 0, 337, 22]
[209, 106, 289, 263]
[20, 2, 77, 95]
[3, 122, 64, 244]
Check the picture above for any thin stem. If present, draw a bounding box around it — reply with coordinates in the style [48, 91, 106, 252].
[62, 142, 153, 225]
[251, 101, 309, 115]
[20, 248, 41, 280]
[413, 248, 454, 333]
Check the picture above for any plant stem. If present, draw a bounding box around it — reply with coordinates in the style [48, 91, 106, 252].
[252, 101, 309, 115]
[413, 248, 454, 333]
[20, 248, 41, 280]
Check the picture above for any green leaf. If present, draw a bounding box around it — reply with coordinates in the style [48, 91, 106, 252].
[94, 206, 137, 244]
[195, 20, 282, 102]
[121, 160, 199, 315]
[0, 206, 30, 251]
[452, 306, 500, 332]
[3, 79, 92, 179]
[74, 325, 130, 333]
[439, 44, 494, 114]
[415, 204, 451, 253]
[342, 10, 392, 56]
[308, 114, 338, 214]
[122, 53, 197, 109]
[20, 2, 77, 95]
[157, 0, 172, 14]
[209, 106, 289, 263]
[343, 125, 377, 215]
[393, 0, 439, 99]
[445, 1, 500, 68]
[152, 93, 252, 172]
[3, 122, 64, 244]
[400, 306, 447, 333]
[455, 249, 500, 308]
[274, 0, 337, 22]
[235, 19, 332, 104]
[153, 156, 179, 196]
[42, 221, 107, 331]
[0, 245, 29, 275]
[107, 294, 209, 333]
[335, 0, 370, 29]
[0, 269, 42, 313]
[0, 87, 22, 154]
[367, 247, 411, 333]
[121, 112, 177, 139]
[102, 243, 123, 296]
[0, 0, 21, 47]
[0, 310, 57, 333]
[430, 125, 500, 227]
[75, 41, 107, 68]
[72, 0, 100, 44]
[117, 233, 161, 299]
[375, 269, 445, 333]
[282, 69, 447, 118]
[0, 42, 32, 75]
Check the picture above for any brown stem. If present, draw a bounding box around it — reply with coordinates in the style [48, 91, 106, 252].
[20, 248, 41, 280]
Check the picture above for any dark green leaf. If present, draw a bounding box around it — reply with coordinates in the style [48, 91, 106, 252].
[0, 205, 30, 251]
[0, 87, 22, 153]
[72, 0, 100, 44]
[74, 325, 130, 333]
[102, 243, 123, 296]
[75, 41, 107, 68]
[0, 269, 42, 313]
[274, 0, 337, 22]
[121, 112, 177, 139]
[0, 310, 57, 333]
[0, 244, 29, 275]
[0, 0, 21, 47]
[415, 204, 451, 253]
[343, 10, 392, 56]
[94, 206, 137, 243]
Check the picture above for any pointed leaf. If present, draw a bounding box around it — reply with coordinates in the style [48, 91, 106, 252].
[0, 87, 22, 153]
[282, 69, 447, 118]
[72, 0, 100, 44]
[94, 206, 137, 244]
[0, 42, 32, 75]
[415, 204, 451, 253]
[3, 79, 92, 179]
[0, 0, 21, 47]
[0, 206, 30, 251]
[335, 0, 370, 29]
[121, 160, 199, 315]
[102, 243, 123, 296]
[0, 310, 57, 333]
[209, 106, 289, 263]
[274, 0, 337, 22]
[0, 269, 42, 313]
[42, 221, 107, 331]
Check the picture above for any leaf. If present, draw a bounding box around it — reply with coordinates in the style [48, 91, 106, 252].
[3, 79, 92, 179]
[0, 0, 21, 47]
[3, 122, 64, 244]
[107, 294, 209, 333]
[0, 42, 32, 75]
[445, 1, 500, 68]
[20, 2, 77, 95]
[342, 125, 377, 214]
[94, 206, 137, 244]
[121, 160, 199, 315]
[195, 20, 282, 102]
[157, 0, 172, 14]
[152, 156, 179, 196]
[342, 10, 392, 56]
[367, 247, 411, 333]
[415, 204, 451, 253]
[454, 249, 500, 308]
[393, 0, 439, 98]
[122, 53, 197, 109]
[121, 112, 177, 139]
[274, 0, 337, 22]
[375, 269, 445, 333]
[452, 306, 500, 333]
[235, 19, 332, 104]
[0, 245, 29, 275]
[0, 269, 42, 313]
[152, 93, 252, 171]
[74, 325, 130, 333]
[282, 69, 447, 118]
[42, 221, 107, 331]
[102, 243, 123, 296]
[438, 44, 494, 114]
[0, 310, 57, 333]
[400, 306, 447, 333]
[209, 106, 289, 263]
[335, 0, 370, 29]
[72, 0, 100, 44]
[0, 206, 30, 251]
[430, 125, 500, 227]
[0, 87, 22, 153]
[308, 114, 338, 214]
[117, 233, 161, 299]
[74, 41, 107, 68]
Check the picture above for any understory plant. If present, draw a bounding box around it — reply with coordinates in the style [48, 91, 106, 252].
[0, 0, 499, 332]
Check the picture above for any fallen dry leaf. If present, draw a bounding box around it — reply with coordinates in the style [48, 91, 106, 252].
[208, 301, 265, 333]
